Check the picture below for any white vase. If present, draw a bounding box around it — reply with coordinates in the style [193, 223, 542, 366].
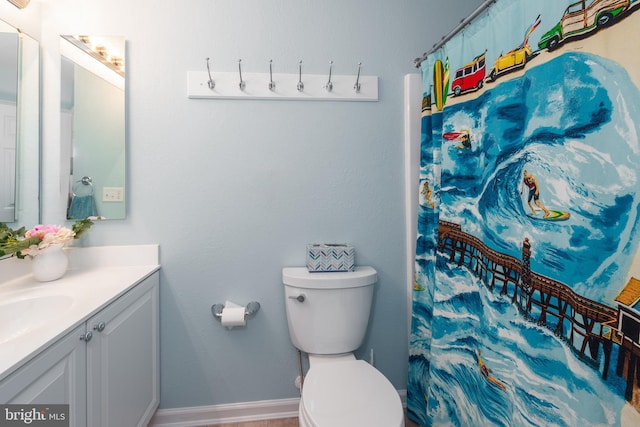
[31, 245, 69, 282]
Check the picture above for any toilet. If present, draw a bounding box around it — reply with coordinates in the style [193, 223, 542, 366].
[282, 266, 404, 427]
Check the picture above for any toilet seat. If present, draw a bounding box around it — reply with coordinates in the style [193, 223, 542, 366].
[300, 360, 404, 427]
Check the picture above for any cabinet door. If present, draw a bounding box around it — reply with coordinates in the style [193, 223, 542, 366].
[0, 324, 87, 427]
[86, 273, 159, 427]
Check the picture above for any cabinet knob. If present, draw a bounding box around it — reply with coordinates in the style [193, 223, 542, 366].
[79, 331, 93, 342]
[93, 322, 106, 332]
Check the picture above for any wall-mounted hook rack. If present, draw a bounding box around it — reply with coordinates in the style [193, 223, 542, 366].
[187, 61, 378, 101]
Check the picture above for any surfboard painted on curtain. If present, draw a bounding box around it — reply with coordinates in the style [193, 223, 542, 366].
[408, 0, 640, 426]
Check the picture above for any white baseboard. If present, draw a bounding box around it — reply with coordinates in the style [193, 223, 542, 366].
[150, 390, 406, 426]
[149, 397, 300, 427]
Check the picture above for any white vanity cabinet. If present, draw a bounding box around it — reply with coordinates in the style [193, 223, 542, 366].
[0, 271, 159, 427]
[0, 324, 88, 424]
[86, 272, 159, 427]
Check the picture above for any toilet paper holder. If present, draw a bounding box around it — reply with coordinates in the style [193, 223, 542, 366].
[211, 301, 261, 322]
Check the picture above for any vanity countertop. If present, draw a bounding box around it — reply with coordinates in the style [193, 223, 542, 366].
[0, 244, 160, 382]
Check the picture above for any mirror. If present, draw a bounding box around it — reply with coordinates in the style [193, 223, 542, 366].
[60, 35, 125, 220]
[0, 26, 18, 222]
[0, 20, 39, 228]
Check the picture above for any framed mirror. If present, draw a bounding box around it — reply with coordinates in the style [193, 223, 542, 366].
[60, 35, 125, 220]
[0, 19, 39, 228]
[0, 25, 18, 222]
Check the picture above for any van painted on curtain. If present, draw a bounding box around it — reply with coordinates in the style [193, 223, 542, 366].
[408, 0, 640, 426]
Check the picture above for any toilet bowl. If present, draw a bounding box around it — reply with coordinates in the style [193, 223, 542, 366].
[298, 355, 404, 427]
[282, 267, 405, 427]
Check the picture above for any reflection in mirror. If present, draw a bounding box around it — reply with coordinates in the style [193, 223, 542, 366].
[0, 20, 39, 229]
[0, 27, 18, 222]
[61, 35, 125, 220]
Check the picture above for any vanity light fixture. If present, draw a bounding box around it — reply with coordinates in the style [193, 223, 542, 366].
[7, 0, 30, 9]
[61, 35, 125, 77]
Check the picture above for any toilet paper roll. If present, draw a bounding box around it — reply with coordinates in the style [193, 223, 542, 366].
[221, 306, 246, 328]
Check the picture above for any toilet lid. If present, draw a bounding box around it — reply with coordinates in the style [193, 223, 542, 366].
[301, 360, 404, 427]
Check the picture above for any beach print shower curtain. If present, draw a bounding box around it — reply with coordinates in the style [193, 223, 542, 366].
[407, 0, 640, 426]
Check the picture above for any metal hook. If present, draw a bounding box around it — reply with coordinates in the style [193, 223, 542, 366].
[206, 57, 215, 90]
[238, 59, 246, 91]
[297, 60, 304, 92]
[268, 60, 276, 91]
[324, 60, 334, 92]
[354, 62, 362, 93]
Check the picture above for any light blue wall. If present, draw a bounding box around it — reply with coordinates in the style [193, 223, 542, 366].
[32, 0, 484, 409]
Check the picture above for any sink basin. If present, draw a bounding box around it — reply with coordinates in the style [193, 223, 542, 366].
[0, 295, 74, 344]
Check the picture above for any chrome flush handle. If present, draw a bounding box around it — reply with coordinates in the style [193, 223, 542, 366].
[289, 294, 306, 303]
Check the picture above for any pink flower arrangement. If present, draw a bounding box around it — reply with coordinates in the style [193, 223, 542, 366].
[20, 224, 77, 257]
[0, 219, 93, 259]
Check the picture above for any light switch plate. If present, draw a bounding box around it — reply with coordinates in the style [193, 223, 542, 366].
[103, 187, 124, 202]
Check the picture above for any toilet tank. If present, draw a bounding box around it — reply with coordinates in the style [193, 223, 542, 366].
[282, 266, 377, 355]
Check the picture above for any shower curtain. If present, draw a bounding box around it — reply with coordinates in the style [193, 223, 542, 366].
[408, 0, 640, 425]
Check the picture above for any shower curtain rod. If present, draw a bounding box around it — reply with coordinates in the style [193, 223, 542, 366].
[413, 0, 496, 68]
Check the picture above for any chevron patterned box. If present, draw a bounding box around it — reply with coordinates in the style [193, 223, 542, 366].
[306, 244, 355, 272]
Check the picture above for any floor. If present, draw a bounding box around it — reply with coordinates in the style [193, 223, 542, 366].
[200, 414, 419, 426]
[208, 419, 298, 427]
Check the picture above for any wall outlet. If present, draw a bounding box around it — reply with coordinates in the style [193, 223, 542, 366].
[103, 187, 124, 202]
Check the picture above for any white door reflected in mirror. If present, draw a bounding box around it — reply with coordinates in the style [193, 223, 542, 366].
[0, 19, 39, 229]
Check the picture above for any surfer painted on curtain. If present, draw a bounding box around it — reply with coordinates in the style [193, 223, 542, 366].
[421, 180, 435, 209]
[520, 169, 571, 221]
[443, 129, 471, 149]
[520, 169, 550, 218]
[476, 349, 507, 392]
